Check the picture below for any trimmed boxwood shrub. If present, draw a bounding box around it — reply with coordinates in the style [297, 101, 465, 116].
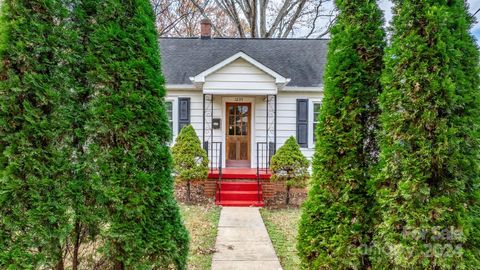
[297, 0, 385, 269]
[172, 125, 209, 202]
[372, 0, 480, 268]
[270, 136, 309, 205]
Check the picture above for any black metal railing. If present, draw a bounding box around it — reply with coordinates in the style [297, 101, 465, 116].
[205, 141, 222, 202]
[256, 142, 275, 202]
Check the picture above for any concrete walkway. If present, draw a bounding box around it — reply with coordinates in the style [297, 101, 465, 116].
[212, 207, 283, 270]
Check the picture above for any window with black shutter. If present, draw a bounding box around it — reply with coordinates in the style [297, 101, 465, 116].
[178, 97, 190, 132]
[296, 99, 309, 148]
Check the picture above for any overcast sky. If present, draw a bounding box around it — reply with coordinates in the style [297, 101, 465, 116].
[377, 0, 480, 44]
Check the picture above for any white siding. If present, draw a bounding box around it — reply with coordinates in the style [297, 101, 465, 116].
[254, 92, 323, 163]
[203, 59, 277, 94]
[166, 54, 322, 167]
[166, 89, 323, 168]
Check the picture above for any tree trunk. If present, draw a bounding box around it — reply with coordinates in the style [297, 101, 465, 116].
[114, 261, 124, 270]
[286, 185, 291, 205]
[187, 180, 191, 203]
[113, 242, 125, 270]
[72, 221, 81, 270]
[54, 258, 64, 270]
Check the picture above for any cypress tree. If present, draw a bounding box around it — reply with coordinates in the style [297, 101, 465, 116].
[297, 0, 385, 269]
[66, 1, 105, 268]
[81, 0, 189, 268]
[373, 1, 480, 268]
[0, 0, 75, 268]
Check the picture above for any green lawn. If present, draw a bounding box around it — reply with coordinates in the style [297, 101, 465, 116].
[260, 207, 302, 270]
[179, 203, 221, 270]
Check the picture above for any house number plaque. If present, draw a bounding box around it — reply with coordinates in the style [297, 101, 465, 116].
[234, 97, 244, 102]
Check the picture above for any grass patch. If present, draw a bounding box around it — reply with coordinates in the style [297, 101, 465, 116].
[179, 203, 221, 270]
[260, 207, 301, 270]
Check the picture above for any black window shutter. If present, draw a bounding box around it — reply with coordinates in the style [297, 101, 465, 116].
[296, 99, 309, 148]
[178, 97, 190, 132]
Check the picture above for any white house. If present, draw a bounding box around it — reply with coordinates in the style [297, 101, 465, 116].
[159, 20, 327, 173]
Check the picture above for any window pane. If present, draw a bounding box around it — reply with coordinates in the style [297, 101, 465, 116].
[165, 102, 173, 119]
[165, 101, 172, 111]
[313, 102, 322, 143]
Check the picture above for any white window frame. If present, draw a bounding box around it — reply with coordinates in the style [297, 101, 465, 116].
[165, 98, 178, 140]
[309, 99, 322, 148]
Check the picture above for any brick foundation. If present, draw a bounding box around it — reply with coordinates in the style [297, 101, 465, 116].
[174, 179, 307, 207]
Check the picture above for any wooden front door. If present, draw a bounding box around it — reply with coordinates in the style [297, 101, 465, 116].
[226, 103, 251, 167]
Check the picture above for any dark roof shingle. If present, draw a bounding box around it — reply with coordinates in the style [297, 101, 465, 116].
[159, 38, 328, 87]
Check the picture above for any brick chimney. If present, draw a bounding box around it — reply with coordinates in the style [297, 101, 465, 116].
[200, 19, 212, 39]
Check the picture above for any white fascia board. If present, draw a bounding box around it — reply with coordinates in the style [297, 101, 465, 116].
[282, 86, 323, 92]
[203, 89, 277, 95]
[165, 84, 199, 90]
[190, 51, 290, 85]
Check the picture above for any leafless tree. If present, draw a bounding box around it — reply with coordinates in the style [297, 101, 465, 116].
[151, 0, 336, 38]
[217, 0, 336, 38]
[151, 0, 238, 37]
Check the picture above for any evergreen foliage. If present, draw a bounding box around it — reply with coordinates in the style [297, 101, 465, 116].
[372, 0, 480, 268]
[81, 0, 189, 268]
[172, 125, 209, 202]
[297, 0, 385, 268]
[270, 136, 309, 205]
[0, 1, 75, 268]
[66, 2, 105, 268]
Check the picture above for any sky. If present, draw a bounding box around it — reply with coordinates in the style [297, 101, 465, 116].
[377, 0, 480, 44]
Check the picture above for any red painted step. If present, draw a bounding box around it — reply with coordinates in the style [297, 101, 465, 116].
[216, 181, 264, 207]
[217, 200, 265, 207]
[220, 190, 262, 201]
[208, 168, 271, 180]
[220, 182, 258, 191]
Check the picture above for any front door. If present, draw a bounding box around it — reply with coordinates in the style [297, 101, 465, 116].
[226, 103, 251, 167]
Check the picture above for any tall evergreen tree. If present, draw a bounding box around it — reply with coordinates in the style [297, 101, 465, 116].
[81, 0, 189, 269]
[0, 1, 75, 268]
[297, 0, 385, 269]
[66, 1, 105, 268]
[373, 1, 480, 268]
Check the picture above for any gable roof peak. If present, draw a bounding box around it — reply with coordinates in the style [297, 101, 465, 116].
[189, 51, 290, 88]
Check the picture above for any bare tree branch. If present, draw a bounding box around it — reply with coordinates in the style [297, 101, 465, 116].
[189, 0, 226, 37]
[152, 0, 336, 39]
[281, 0, 308, 38]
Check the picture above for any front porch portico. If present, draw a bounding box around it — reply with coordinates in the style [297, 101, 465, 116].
[191, 52, 289, 172]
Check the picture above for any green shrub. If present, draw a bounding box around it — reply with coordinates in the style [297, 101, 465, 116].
[297, 0, 385, 268]
[81, 0, 189, 268]
[0, 1, 75, 268]
[373, 0, 480, 268]
[270, 136, 309, 205]
[172, 125, 209, 202]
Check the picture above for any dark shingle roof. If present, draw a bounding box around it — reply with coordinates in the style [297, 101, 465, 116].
[159, 38, 328, 87]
